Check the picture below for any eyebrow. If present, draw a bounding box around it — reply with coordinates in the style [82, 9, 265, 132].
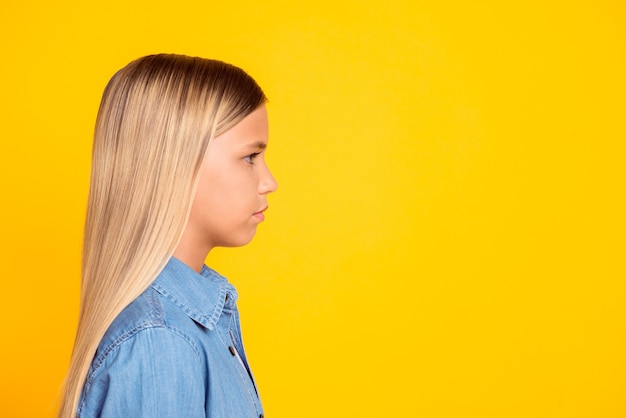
[244, 141, 267, 151]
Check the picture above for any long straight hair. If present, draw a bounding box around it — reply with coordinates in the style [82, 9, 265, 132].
[58, 54, 267, 417]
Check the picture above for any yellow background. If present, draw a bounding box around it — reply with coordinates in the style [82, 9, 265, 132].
[1, 1, 625, 417]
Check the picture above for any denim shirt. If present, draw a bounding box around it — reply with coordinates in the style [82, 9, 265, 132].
[78, 257, 264, 418]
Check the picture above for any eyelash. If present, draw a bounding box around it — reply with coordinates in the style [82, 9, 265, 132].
[244, 152, 261, 164]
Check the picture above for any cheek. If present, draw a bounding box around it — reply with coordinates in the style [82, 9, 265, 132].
[199, 169, 252, 215]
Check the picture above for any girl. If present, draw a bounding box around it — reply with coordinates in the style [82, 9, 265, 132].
[59, 54, 277, 417]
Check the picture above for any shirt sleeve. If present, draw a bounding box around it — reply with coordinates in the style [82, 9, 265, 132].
[79, 327, 206, 418]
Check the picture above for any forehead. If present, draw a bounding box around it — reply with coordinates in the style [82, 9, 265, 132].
[213, 105, 269, 149]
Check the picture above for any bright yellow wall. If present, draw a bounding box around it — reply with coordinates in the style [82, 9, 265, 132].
[1, 1, 625, 416]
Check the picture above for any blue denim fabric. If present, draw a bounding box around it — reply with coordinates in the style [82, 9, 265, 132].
[77, 257, 264, 418]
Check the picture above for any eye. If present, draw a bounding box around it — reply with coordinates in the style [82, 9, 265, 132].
[244, 152, 261, 164]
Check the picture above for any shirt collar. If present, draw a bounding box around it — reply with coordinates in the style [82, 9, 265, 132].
[151, 256, 238, 331]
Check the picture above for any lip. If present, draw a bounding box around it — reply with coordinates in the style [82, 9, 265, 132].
[253, 206, 268, 221]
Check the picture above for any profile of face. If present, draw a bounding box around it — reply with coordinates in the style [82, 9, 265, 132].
[182, 105, 278, 253]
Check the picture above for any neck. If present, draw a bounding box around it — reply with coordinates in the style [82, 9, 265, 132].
[173, 239, 212, 273]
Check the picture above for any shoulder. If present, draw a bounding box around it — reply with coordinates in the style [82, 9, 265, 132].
[80, 289, 207, 416]
[88, 287, 203, 378]
[79, 325, 206, 417]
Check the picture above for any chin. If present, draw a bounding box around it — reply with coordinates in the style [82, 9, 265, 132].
[220, 232, 257, 248]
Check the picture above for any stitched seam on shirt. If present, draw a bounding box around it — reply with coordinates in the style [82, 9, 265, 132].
[82, 323, 202, 404]
[78, 291, 163, 414]
[214, 323, 261, 413]
[208, 286, 227, 326]
[152, 283, 212, 325]
[152, 282, 226, 330]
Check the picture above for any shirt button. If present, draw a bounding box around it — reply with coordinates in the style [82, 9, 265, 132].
[228, 346, 237, 356]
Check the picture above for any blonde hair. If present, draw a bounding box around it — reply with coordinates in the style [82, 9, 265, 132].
[58, 54, 267, 417]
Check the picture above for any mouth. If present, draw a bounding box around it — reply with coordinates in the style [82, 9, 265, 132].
[253, 206, 268, 221]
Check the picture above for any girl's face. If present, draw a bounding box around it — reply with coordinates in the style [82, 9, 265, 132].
[183, 105, 277, 252]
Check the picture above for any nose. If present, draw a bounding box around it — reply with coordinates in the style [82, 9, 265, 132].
[259, 164, 278, 194]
